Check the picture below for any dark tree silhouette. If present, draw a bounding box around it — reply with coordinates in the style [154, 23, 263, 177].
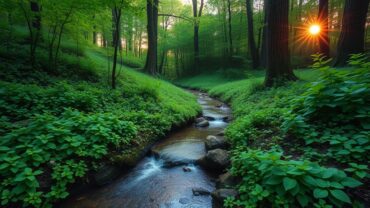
[246, 0, 259, 69]
[144, 0, 159, 75]
[334, 0, 369, 66]
[111, 4, 122, 89]
[265, 0, 296, 87]
[192, 0, 204, 72]
[318, 0, 329, 58]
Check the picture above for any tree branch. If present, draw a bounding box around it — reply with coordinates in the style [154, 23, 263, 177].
[158, 14, 193, 22]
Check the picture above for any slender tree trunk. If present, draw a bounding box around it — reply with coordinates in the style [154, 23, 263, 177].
[29, 0, 41, 67]
[192, 0, 199, 71]
[144, 0, 158, 75]
[246, 0, 260, 68]
[112, 6, 122, 89]
[192, 0, 204, 72]
[319, 0, 330, 57]
[265, 0, 296, 87]
[260, 0, 268, 68]
[334, 0, 369, 66]
[227, 0, 233, 56]
[93, 16, 97, 45]
[221, 0, 228, 62]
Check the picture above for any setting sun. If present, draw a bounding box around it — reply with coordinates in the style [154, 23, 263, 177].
[309, 24, 321, 35]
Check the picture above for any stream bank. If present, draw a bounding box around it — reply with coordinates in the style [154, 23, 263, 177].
[61, 92, 233, 208]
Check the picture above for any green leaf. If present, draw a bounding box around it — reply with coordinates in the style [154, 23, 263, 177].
[322, 168, 337, 179]
[314, 188, 328, 199]
[330, 190, 351, 204]
[265, 175, 282, 185]
[341, 177, 362, 188]
[0, 163, 9, 170]
[303, 175, 317, 186]
[297, 194, 309, 207]
[316, 179, 330, 188]
[283, 177, 297, 191]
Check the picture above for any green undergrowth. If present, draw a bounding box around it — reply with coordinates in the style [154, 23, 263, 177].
[183, 55, 369, 207]
[175, 69, 261, 90]
[0, 29, 199, 207]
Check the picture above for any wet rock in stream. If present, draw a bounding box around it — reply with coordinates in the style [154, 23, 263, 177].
[195, 120, 210, 127]
[211, 189, 238, 203]
[197, 149, 230, 171]
[205, 135, 229, 150]
[216, 172, 241, 188]
[192, 187, 211, 196]
[93, 164, 121, 186]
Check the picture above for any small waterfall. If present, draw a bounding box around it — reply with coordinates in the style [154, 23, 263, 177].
[134, 157, 163, 182]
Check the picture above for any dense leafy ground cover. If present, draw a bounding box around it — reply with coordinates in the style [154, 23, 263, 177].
[0, 30, 199, 207]
[177, 56, 369, 207]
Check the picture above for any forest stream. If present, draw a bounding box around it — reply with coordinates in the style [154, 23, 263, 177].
[61, 92, 231, 208]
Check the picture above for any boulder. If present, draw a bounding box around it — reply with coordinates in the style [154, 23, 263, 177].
[211, 189, 238, 203]
[93, 164, 121, 186]
[162, 160, 189, 168]
[223, 116, 233, 123]
[204, 116, 216, 121]
[192, 187, 211, 196]
[183, 167, 192, 172]
[216, 172, 241, 188]
[205, 135, 229, 150]
[197, 149, 230, 171]
[195, 120, 209, 128]
[195, 117, 206, 123]
[216, 130, 225, 136]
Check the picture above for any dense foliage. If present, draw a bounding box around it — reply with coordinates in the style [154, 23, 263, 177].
[179, 55, 370, 207]
[0, 30, 200, 207]
[227, 149, 362, 207]
[283, 54, 370, 164]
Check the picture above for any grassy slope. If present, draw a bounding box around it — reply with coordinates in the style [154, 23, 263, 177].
[0, 27, 200, 207]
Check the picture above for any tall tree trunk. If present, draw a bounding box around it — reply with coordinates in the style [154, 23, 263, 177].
[93, 16, 97, 45]
[112, 9, 122, 49]
[192, 0, 204, 72]
[30, 1, 41, 30]
[334, 0, 369, 66]
[292, 0, 303, 56]
[265, 0, 296, 87]
[246, 0, 259, 69]
[112, 6, 122, 89]
[260, 0, 268, 68]
[29, 0, 41, 67]
[144, 0, 158, 75]
[319, 0, 330, 57]
[227, 0, 233, 56]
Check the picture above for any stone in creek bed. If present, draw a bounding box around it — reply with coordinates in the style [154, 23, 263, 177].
[223, 116, 233, 122]
[197, 149, 230, 171]
[195, 120, 209, 127]
[216, 172, 241, 188]
[182, 167, 192, 172]
[205, 135, 229, 150]
[216, 130, 225, 136]
[195, 117, 206, 123]
[211, 189, 238, 203]
[93, 164, 121, 186]
[179, 197, 190, 204]
[204, 116, 216, 121]
[192, 187, 211, 196]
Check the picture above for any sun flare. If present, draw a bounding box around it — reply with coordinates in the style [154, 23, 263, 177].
[309, 24, 321, 35]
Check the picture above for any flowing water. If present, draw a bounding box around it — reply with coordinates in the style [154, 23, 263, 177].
[61, 92, 231, 208]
